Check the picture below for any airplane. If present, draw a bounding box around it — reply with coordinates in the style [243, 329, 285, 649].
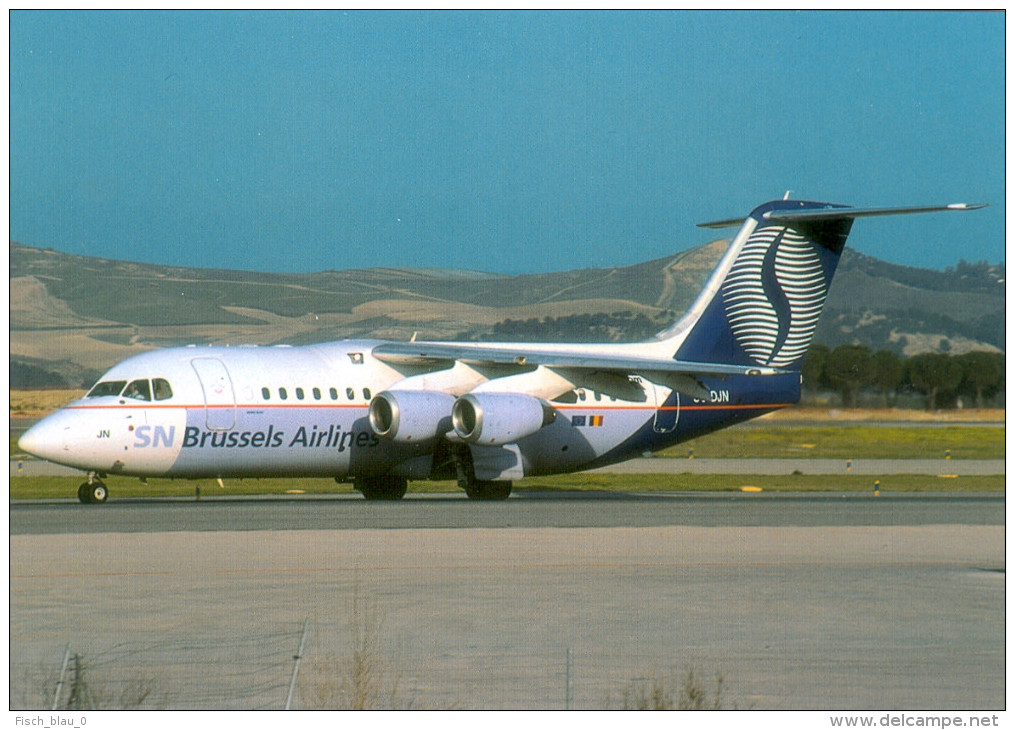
[17, 197, 984, 503]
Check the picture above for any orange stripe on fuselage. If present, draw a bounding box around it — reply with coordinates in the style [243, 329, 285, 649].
[64, 402, 792, 413]
[553, 403, 792, 412]
[65, 403, 368, 410]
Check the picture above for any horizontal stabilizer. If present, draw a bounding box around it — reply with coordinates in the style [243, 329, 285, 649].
[698, 202, 986, 229]
[765, 202, 987, 222]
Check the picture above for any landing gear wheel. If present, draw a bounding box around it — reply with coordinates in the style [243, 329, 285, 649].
[89, 482, 108, 503]
[78, 481, 108, 504]
[465, 480, 512, 501]
[357, 476, 408, 501]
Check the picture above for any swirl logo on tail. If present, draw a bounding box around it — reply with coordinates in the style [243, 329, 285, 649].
[721, 226, 827, 367]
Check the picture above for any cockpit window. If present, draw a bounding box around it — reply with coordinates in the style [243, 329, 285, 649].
[86, 378, 172, 401]
[153, 378, 173, 401]
[87, 380, 127, 398]
[122, 379, 152, 401]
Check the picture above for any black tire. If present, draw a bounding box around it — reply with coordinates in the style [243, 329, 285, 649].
[78, 483, 92, 504]
[358, 476, 408, 501]
[89, 482, 108, 504]
[464, 480, 512, 501]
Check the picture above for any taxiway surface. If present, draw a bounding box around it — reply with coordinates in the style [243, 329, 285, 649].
[10, 494, 1005, 710]
[9, 491, 1005, 534]
[10, 456, 1006, 477]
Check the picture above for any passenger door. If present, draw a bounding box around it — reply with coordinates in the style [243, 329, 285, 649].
[191, 358, 236, 430]
[650, 382, 679, 433]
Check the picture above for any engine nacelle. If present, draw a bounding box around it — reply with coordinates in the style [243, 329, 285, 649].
[452, 393, 556, 446]
[368, 390, 455, 443]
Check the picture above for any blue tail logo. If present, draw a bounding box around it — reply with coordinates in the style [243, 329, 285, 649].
[721, 224, 828, 367]
[657, 199, 983, 372]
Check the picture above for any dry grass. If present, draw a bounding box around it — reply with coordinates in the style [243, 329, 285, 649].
[10, 389, 86, 416]
[762, 407, 1004, 423]
[608, 667, 730, 710]
[298, 589, 409, 710]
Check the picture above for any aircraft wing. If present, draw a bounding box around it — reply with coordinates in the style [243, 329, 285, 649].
[371, 341, 784, 378]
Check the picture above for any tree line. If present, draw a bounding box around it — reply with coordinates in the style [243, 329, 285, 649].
[459, 311, 672, 343]
[467, 314, 1005, 412]
[802, 345, 1004, 411]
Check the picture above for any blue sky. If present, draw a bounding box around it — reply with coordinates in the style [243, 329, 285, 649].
[10, 10, 1004, 274]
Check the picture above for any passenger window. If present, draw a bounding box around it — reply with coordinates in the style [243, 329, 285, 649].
[577, 390, 587, 402]
[87, 380, 127, 398]
[346, 388, 355, 400]
[313, 387, 321, 400]
[153, 378, 174, 401]
[329, 387, 338, 400]
[279, 388, 288, 401]
[261, 387, 270, 400]
[122, 379, 152, 401]
[363, 388, 371, 400]
[296, 387, 305, 400]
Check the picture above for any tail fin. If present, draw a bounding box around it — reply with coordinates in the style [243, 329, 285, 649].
[656, 199, 985, 370]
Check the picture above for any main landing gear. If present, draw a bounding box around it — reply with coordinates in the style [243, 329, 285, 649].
[463, 480, 512, 501]
[451, 445, 512, 500]
[77, 473, 108, 504]
[355, 475, 408, 501]
[352, 470, 512, 501]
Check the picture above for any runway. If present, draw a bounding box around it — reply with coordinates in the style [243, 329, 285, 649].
[9, 493, 1004, 710]
[9, 455, 1005, 477]
[9, 491, 1005, 535]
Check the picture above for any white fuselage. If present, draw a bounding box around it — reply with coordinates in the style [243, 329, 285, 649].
[20, 340, 698, 481]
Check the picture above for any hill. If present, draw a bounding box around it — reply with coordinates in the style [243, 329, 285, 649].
[9, 241, 1004, 388]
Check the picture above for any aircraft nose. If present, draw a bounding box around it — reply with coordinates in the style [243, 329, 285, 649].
[17, 419, 65, 461]
[17, 424, 41, 457]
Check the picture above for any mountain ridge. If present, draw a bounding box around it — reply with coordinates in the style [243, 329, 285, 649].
[9, 241, 1004, 388]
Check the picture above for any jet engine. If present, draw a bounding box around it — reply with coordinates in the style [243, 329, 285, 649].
[368, 390, 455, 442]
[452, 393, 556, 445]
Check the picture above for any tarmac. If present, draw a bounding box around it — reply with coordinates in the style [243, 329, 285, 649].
[9, 456, 1005, 477]
[9, 494, 1005, 710]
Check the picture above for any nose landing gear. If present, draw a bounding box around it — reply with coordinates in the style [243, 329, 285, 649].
[77, 473, 109, 504]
